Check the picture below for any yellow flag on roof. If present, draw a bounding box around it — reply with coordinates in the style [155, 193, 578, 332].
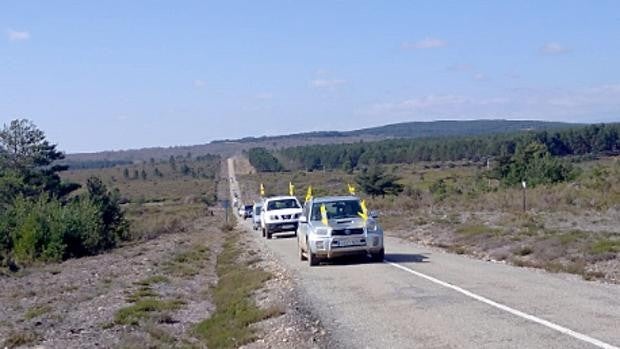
[305, 186, 313, 202]
[260, 183, 265, 196]
[289, 182, 295, 196]
[357, 200, 368, 221]
[320, 204, 329, 225]
[347, 183, 356, 195]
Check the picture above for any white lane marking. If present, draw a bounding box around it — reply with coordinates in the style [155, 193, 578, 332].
[385, 260, 619, 349]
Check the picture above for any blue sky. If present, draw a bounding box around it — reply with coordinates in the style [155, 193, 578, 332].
[1, 1, 619, 152]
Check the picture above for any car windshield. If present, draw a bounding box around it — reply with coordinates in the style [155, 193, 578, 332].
[310, 200, 362, 221]
[244, 205, 253, 210]
[267, 199, 300, 210]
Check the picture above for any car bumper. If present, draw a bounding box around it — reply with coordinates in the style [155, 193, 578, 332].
[309, 234, 383, 258]
[266, 221, 298, 233]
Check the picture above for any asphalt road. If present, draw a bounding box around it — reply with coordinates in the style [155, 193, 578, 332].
[227, 158, 620, 349]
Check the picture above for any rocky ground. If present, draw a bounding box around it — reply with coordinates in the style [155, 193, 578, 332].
[0, 214, 223, 348]
[387, 208, 620, 284]
[238, 228, 329, 349]
[1, 209, 329, 349]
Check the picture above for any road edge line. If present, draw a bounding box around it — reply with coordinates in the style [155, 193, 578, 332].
[385, 260, 618, 349]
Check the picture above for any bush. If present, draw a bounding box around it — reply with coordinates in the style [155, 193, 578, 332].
[0, 177, 127, 266]
[494, 141, 578, 187]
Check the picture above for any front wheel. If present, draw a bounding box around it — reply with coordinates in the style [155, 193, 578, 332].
[262, 228, 266, 238]
[308, 250, 319, 266]
[371, 248, 385, 263]
[299, 243, 307, 261]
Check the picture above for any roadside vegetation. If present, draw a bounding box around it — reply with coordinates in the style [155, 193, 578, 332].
[240, 144, 620, 282]
[194, 231, 280, 348]
[0, 119, 127, 268]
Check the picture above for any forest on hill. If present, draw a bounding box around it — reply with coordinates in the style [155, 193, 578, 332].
[249, 123, 619, 187]
[65, 119, 577, 164]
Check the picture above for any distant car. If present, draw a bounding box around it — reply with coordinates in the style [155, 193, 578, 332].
[243, 205, 253, 219]
[252, 202, 263, 230]
[297, 196, 384, 266]
[260, 196, 302, 239]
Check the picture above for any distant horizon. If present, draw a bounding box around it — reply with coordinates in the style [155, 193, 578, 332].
[62, 118, 609, 155]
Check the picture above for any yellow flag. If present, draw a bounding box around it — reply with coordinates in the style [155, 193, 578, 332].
[320, 204, 329, 225]
[347, 183, 356, 195]
[289, 182, 295, 196]
[260, 183, 265, 196]
[305, 186, 313, 202]
[357, 200, 368, 221]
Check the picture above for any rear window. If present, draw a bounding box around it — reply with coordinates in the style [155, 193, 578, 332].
[254, 206, 262, 214]
[311, 200, 361, 221]
[267, 199, 300, 210]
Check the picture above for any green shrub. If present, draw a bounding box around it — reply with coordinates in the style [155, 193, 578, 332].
[2, 177, 127, 265]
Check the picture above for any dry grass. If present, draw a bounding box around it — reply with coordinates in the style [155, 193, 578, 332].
[23, 305, 52, 320]
[2, 329, 40, 348]
[62, 158, 220, 204]
[124, 203, 207, 241]
[239, 157, 620, 282]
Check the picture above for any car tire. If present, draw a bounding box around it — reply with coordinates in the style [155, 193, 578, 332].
[262, 228, 266, 238]
[299, 243, 307, 261]
[371, 248, 385, 263]
[266, 230, 272, 240]
[308, 241, 319, 266]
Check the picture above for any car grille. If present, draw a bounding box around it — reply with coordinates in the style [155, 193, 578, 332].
[281, 214, 292, 219]
[331, 228, 364, 236]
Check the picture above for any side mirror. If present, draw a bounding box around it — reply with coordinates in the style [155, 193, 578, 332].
[299, 215, 308, 223]
[370, 210, 379, 219]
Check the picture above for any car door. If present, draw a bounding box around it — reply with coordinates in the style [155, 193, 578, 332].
[298, 202, 311, 250]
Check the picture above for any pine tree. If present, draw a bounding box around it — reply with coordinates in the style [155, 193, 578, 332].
[169, 156, 177, 171]
[355, 165, 404, 198]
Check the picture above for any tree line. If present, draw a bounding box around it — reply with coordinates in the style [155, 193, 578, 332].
[247, 123, 618, 191]
[0, 119, 127, 268]
[247, 147, 284, 172]
[276, 123, 619, 172]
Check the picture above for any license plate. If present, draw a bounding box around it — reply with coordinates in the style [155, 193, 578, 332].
[337, 239, 365, 247]
[281, 224, 295, 230]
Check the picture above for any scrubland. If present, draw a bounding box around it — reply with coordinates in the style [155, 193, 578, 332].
[239, 157, 620, 282]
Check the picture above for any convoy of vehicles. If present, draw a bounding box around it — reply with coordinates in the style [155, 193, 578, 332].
[237, 189, 384, 266]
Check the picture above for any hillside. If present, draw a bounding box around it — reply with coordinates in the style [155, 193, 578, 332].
[346, 119, 576, 138]
[64, 119, 578, 164]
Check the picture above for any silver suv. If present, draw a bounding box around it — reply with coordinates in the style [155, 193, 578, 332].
[297, 196, 384, 266]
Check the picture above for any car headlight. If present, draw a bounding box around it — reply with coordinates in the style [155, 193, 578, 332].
[315, 228, 330, 236]
[270, 215, 279, 220]
[294, 213, 300, 219]
[366, 219, 380, 232]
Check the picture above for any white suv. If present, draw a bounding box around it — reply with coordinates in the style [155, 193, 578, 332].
[261, 196, 302, 239]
